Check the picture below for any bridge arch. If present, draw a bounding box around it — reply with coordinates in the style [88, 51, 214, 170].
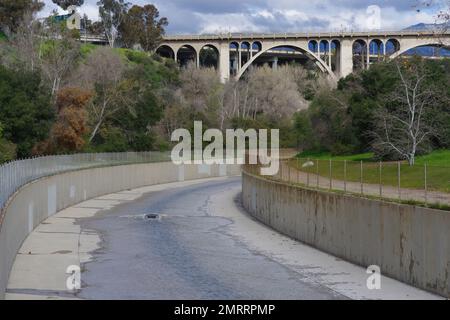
[369, 39, 385, 64]
[353, 39, 369, 70]
[389, 39, 450, 59]
[369, 39, 384, 54]
[240, 41, 252, 67]
[308, 40, 319, 54]
[252, 41, 262, 53]
[385, 39, 401, 55]
[177, 44, 197, 67]
[155, 45, 176, 60]
[199, 44, 220, 69]
[319, 40, 331, 66]
[236, 43, 336, 80]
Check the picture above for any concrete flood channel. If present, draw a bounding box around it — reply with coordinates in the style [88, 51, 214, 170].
[76, 177, 345, 300]
[6, 176, 442, 300]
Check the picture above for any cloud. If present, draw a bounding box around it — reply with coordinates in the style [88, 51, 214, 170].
[39, 0, 445, 34]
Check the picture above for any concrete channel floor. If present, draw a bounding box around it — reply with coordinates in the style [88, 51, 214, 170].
[5, 177, 442, 300]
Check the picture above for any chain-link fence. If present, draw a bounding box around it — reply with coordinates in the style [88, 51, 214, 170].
[244, 158, 450, 209]
[0, 152, 171, 211]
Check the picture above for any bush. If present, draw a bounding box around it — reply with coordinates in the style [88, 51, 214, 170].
[33, 87, 92, 155]
[92, 127, 129, 153]
[0, 65, 54, 157]
[0, 122, 16, 163]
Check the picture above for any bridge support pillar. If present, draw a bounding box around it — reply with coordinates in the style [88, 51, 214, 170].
[339, 39, 354, 79]
[238, 46, 242, 71]
[272, 56, 278, 70]
[219, 42, 230, 83]
[366, 43, 370, 69]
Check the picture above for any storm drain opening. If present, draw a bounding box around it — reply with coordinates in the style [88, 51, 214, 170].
[144, 214, 160, 221]
[119, 213, 163, 221]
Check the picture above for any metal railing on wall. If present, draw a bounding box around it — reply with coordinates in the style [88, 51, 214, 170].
[244, 158, 450, 209]
[0, 152, 171, 211]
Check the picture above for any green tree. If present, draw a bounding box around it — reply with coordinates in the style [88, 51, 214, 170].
[120, 4, 168, 51]
[0, 65, 54, 157]
[97, 0, 129, 48]
[51, 0, 84, 10]
[0, 0, 44, 34]
[0, 122, 16, 163]
[294, 110, 316, 151]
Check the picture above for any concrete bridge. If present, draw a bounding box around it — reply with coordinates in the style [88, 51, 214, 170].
[156, 31, 450, 82]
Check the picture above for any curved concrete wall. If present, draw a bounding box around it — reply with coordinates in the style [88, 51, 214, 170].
[242, 172, 449, 298]
[0, 162, 241, 299]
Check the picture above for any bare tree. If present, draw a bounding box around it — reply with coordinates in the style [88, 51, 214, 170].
[71, 47, 133, 142]
[10, 11, 43, 72]
[414, 0, 450, 34]
[178, 62, 224, 129]
[244, 65, 307, 120]
[157, 63, 331, 137]
[437, 0, 450, 33]
[371, 60, 440, 165]
[39, 16, 81, 96]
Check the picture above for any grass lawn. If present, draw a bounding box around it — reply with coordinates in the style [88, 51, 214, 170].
[291, 150, 450, 193]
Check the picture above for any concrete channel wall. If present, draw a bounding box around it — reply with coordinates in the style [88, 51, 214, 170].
[0, 162, 241, 299]
[242, 172, 450, 298]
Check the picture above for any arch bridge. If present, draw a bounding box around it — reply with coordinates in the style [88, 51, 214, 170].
[156, 31, 450, 82]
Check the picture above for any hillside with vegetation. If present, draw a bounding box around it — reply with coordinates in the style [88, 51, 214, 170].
[0, 0, 449, 168]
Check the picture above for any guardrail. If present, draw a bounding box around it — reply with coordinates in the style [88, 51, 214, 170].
[0, 152, 171, 212]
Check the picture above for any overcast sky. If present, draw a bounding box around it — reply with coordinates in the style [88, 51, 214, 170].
[40, 0, 447, 34]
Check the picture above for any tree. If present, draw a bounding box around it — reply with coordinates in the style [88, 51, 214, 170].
[0, 0, 44, 34]
[0, 65, 54, 157]
[437, 0, 450, 33]
[40, 16, 81, 96]
[307, 88, 356, 155]
[294, 110, 316, 151]
[8, 11, 43, 72]
[97, 0, 129, 48]
[51, 0, 84, 10]
[0, 122, 16, 163]
[34, 87, 92, 154]
[414, 0, 449, 34]
[236, 65, 307, 121]
[371, 59, 441, 165]
[83, 15, 103, 35]
[120, 4, 168, 51]
[110, 58, 167, 151]
[71, 47, 131, 142]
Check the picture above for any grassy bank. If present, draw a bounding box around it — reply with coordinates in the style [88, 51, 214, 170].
[290, 150, 450, 193]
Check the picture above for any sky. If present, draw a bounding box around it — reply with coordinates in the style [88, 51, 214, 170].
[39, 0, 448, 34]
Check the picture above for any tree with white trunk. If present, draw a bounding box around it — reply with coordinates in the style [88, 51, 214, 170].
[371, 59, 441, 166]
[97, 0, 129, 48]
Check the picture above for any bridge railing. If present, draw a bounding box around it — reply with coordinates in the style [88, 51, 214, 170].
[0, 152, 171, 212]
[162, 30, 450, 41]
